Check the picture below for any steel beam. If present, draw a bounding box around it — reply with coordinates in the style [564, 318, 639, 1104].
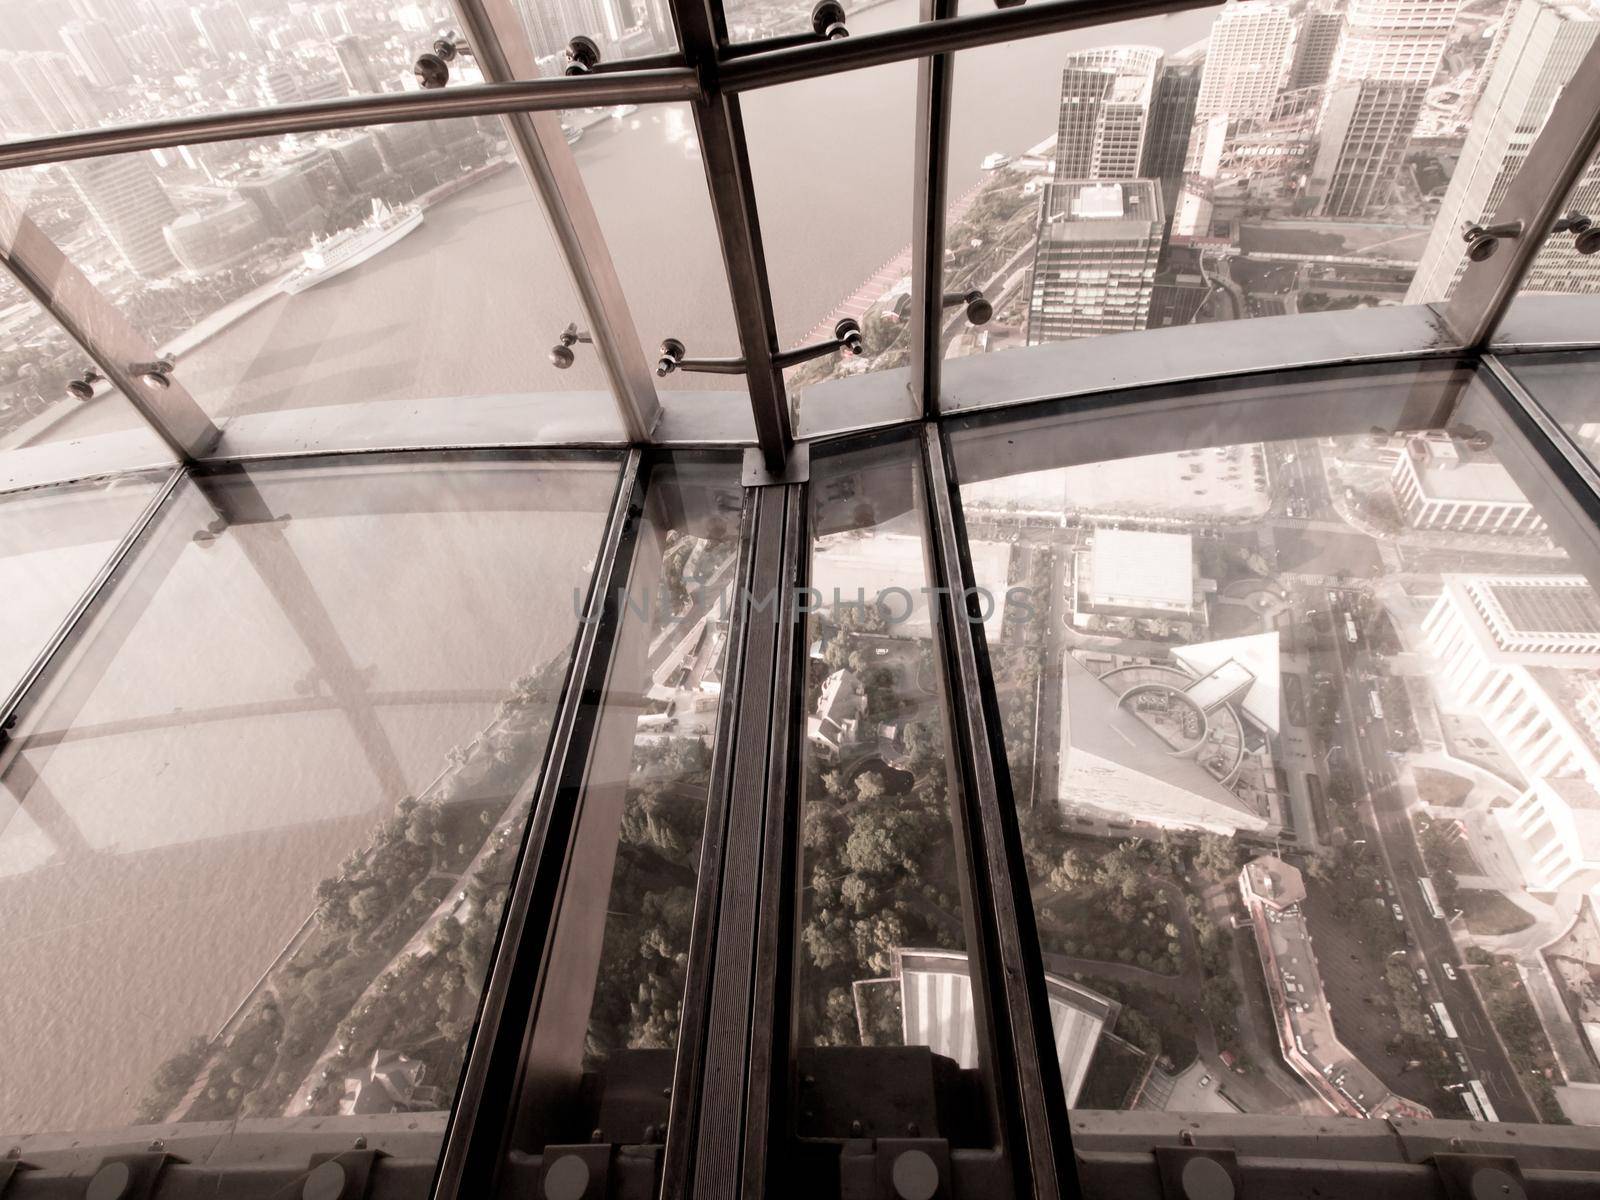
[660, 481, 789, 1198]
[449, 0, 662, 443]
[671, 0, 793, 473]
[909, 0, 957, 418]
[0, 74, 699, 172]
[0, 195, 219, 460]
[919, 423, 1077, 1200]
[1441, 33, 1600, 347]
[432, 449, 647, 1200]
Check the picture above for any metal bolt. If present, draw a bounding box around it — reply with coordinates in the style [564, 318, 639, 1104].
[849, 1119, 863, 1136]
[352, 1135, 366, 1149]
[1179, 1128, 1195, 1145]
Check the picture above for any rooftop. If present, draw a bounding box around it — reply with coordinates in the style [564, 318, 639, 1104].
[1087, 528, 1194, 613]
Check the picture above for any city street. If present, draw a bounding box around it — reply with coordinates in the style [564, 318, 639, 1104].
[1326, 587, 1538, 1122]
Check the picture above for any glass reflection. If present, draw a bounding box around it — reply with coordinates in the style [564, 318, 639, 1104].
[0, 454, 616, 1161]
[0, 471, 168, 701]
[792, 439, 995, 1149]
[1506, 352, 1600, 474]
[953, 365, 1589, 1127]
[2, 120, 629, 445]
[0, 270, 171, 475]
[513, 461, 742, 1151]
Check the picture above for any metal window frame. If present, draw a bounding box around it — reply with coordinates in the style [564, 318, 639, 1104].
[2, 0, 1596, 461]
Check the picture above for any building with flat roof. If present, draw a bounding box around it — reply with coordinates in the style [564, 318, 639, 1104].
[1026, 180, 1164, 343]
[891, 948, 1119, 1106]
[810, 531, 1009, 641]
[1075, 527, 1195, 619]
[1389, 431, 1544, 535]
[1240, 855, 1431, 1120]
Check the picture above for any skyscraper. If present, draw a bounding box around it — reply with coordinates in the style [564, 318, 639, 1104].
[332, 33, 380, 94]
[0, 51, 101, 138]
[1053, 46, 1163, 180]
[1309, 0, 1461, 217]
[1142, 52, 1203, 219]
[65, 156, 180, 278]
[1288, 3, 1345, 90]
[60, 18, 131, 87]
[1026, 180, 1164, 343]
[191, 2, 259, 62]
[1195, 1, 1296, 122]
[1407, 0, 1600, 302]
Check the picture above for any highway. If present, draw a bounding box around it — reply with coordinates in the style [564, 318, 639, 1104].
[1325, 585, 1538, 1123]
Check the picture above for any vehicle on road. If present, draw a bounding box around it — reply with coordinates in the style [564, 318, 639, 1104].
[1392, 903, 1404, 921]
[1200, 1074, 1212, 1087]
[1432, 1002, 1459, 1039]
[1442, 963, 1457, 981]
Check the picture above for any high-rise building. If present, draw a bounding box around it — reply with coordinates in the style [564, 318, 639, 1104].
[517, 0, 620, 64]
[255, 63, 304, 106]
[1053, 46, 1163, 180]
[60, 18, 131, 87]
[1407, 0, 1600, 302]
[1026, 180, 1164, 343]
[332, 33, 380, 94]
[1142, 51, 1203, 220]
[65, 156, 180, 278]
[1195, 1, 1296, 122]
[1309, 0, 1461, 217]
[191, 2, 259, 62]
[1288, 3, 1345, 89]
[19, 52, 99, 132]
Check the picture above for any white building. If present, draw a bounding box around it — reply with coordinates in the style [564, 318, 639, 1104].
[1194, 1, 1296, 122]
[1389, 431, 1543, 534]
[807, 668, 866, 756]
[1075, 527, 1195, 619]
[1497, 778, 1600, 894]
[893, 948, 1119, 1106]
[1424, 574, 1600, 784]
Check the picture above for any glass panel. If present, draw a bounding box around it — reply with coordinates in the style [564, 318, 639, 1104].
[0, 453, 617, 1172]
[0, 270, 173, 483]
[937, 0, 1529, 407]
[511, 459, 743, 1151]
[1506, 351, 1600, 467]
[4, 1, 459, 133]
[572, 103, 746, 397]
[743, 61, 919, 428]
[0, 470, 168, 701]
[790, 436, 997, 1163]
[1, 120, 630, 450]
[951, 362, 1594, 1134]
[722, 0, 919, 46]
[508, 0, 678, 71]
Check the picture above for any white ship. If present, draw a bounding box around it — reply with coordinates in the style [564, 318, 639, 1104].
[981, 152, 1012, 170]
[281, 200, 423, 295]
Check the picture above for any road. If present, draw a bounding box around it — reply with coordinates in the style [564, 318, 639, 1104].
[1326, 586, 1538, 1123]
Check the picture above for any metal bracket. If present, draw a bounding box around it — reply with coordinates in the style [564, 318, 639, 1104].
[1431, 1153, 1528, 1200]
[302, 1149, 385, 1199]
[742, 442, 809, 487]
[0, 1159, 30, 1197]
[537, 1145, 612, 1199]
[81, 1152, 179, 1200]
[1155, 1146, 1241, 1200]
[874, 1138, 950, 1200]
